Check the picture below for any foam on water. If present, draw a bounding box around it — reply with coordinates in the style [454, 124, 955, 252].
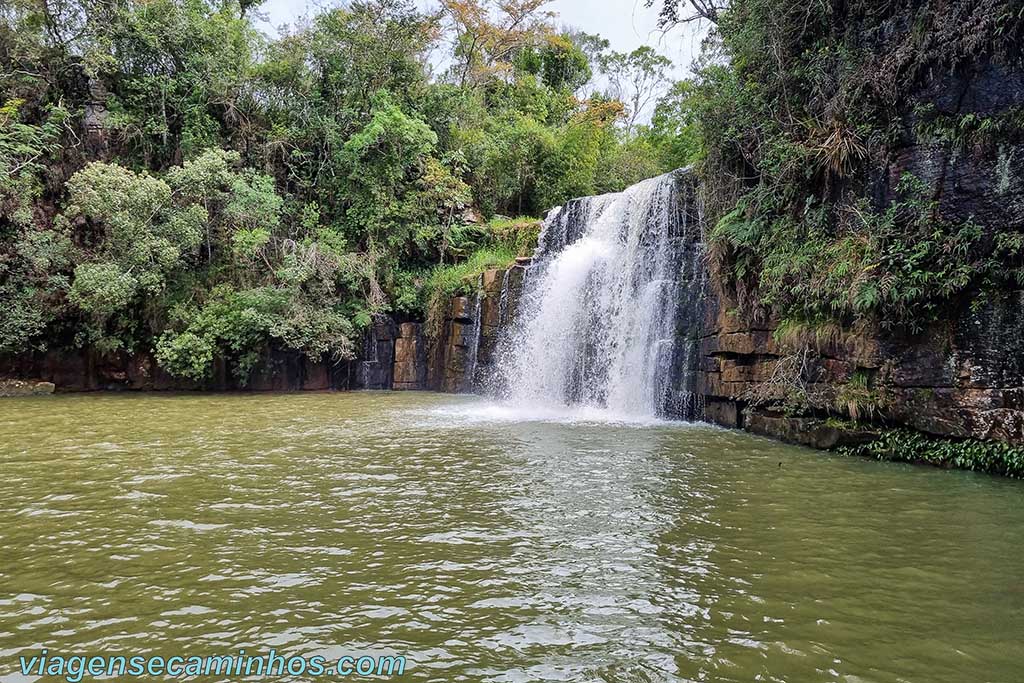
[419, 400, 691, 428]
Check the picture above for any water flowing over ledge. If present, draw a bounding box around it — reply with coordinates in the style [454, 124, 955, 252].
[490, 170, 706, 421]
[414, 164, 1024, 457]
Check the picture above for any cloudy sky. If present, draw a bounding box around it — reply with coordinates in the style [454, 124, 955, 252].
[255, 0, 706, 81]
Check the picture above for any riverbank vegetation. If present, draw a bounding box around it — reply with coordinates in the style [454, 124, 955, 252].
[421, 215, 539, 341]
[6, 0, 1023, 400]
[837, 427, 1024, 479]
[0, 0, 695, 383]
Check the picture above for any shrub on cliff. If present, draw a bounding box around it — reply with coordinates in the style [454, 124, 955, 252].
[687, 0, 1024, 331]
[155, 285, 355, 384]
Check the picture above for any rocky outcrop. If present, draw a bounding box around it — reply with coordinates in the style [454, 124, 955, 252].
[83, 75, 111, 158]
[690, 284, 1024, 446]
[434, 295, 480, 393]
[0, 379, 55, 397]
[356, 318, 398, 390]
[477, 263, 527, 379]
[393, 322, 427, 390]
[742, 413, 879, 450]
[425, 261, 527, 393]
[681, 51, 1024, 448]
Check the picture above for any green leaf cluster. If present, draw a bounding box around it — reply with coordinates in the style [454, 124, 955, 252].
[839, 428, 1024, 479]
[691, 0, 1024, 331]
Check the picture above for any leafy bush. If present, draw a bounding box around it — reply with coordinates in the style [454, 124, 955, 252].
[68, 263, 137, 318]
[155, 286, 355, 384]
[0, 99, 69, 227]
[710, 173, 988, 330]
[424, 246, 518, 340]
[838, 429, 1024, 479]
[0, 0, 694, 374]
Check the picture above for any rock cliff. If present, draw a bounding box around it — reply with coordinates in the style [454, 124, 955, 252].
[693, 279, 1024, 448]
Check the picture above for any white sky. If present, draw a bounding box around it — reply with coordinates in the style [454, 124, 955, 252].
[255, 0, 706, 81]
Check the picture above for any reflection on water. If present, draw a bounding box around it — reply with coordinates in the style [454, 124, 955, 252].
[1, 392, 1022, 682]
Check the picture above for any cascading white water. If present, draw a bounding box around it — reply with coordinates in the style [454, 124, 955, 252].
[462, 285, 483, 391]
[494, 170, 704, 419]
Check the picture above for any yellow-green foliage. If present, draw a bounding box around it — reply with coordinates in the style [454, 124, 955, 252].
[0, 0, 696, 380]
[422, 216, 540, 340]
[423, 247, 517, 342]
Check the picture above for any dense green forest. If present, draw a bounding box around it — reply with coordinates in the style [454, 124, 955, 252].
[0, 0, 695, 382]
[3, 0, 1022, 385]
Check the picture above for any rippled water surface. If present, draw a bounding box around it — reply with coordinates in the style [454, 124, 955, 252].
[2, 392, 1023, 682]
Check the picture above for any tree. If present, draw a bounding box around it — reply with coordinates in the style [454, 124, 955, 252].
[515, 33, 592, 93]
[341, 97, 439, 310]
[599, 46, 672, 131]
[440, 0, 556, 86]
[645, 0, 726, 27]
[59, 161, 204, 347]
[561, 29, 609, 96]
[0, 0, 684, 380]
[637, 79, 702, 169]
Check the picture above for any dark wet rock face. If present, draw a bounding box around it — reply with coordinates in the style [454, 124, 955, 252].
[393, 323, 428, 391]
[0, 347, 364, 392]
[423, 264, 527, 394]
[686, 50, 1024, 448]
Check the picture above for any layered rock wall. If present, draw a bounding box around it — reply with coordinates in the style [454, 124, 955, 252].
[691, 284, 1024, 447]
[684, 50, 1024, 448]
[426, 260, 528, 393]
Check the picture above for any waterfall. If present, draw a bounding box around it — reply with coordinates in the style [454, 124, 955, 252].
[462, 286, 483, 392]
[492, 170, 705, 419]
[496, 268, 512, 328]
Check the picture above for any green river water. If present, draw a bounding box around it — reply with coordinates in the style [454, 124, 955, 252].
[1, 391, 1022, 682]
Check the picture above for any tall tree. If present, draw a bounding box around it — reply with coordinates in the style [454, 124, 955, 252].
[645, 0, 726, 27]
[599, 46, 672, 131]
[440, 0, 556, 86]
